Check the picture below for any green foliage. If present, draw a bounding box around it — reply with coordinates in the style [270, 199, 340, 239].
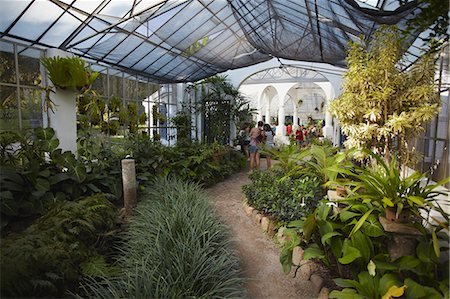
[0, 128, 122, 231]
[242, 169, 324, 222]
[78, 177, 245, 298]
[0, 194, 117, 298]
[329, 25, 440, 165]
[171, 110, 192, 146]
[345, 151, 450, 221]
[129, 138, 245, 187]
[41, 56, 98, 91]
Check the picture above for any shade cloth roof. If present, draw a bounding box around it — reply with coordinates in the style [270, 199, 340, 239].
[0, 0, 426, 83]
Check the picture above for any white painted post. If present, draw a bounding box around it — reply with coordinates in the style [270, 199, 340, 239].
[45, 48, 78, 154]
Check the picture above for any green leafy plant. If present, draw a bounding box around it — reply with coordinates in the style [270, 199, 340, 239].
[243, 169, 323, 222]
[1, 128, 122, 231]
[345, 151, 450, 222]
[1, 194, 117, 298]
[41, 56, 99, 92]
[78, 177, 245, 298]
[328, 25, 440, 165]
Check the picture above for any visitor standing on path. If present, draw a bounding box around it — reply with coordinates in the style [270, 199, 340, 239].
[239, 123, 251, 159]
[249, 121, 264, 171]
[263, 123, 275, 169]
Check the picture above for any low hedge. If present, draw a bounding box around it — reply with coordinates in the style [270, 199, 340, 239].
[242, 169, 324, 222]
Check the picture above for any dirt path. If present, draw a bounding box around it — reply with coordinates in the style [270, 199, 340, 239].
[206, 161, 316, 299]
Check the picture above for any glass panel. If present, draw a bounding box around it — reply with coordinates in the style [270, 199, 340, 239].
[91, 65, 107, 96]
[137, 79, 148, 100]
[0, 85, 19, 131]
[123, 74, 136, 99]
[40, 11, 85, 46]
[18, 46, 42, 86]
[0, 1, 32, 31]
[9, 1, 65, 42]
[109, 70, 123, 98]
[0, 41, 16, 84]
[20, 87, 43, 129]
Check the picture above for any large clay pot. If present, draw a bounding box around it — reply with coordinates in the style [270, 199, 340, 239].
[336, 185, 347, 197]
[384, 207, 410, 223]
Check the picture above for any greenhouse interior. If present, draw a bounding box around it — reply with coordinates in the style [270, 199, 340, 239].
[0, 0, 449, 298]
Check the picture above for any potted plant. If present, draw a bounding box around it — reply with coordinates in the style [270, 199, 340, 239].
[41, 56, 98, 92]
[345, 151, 449, 223]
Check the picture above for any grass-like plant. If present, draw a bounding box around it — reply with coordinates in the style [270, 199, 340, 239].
[79, 177, 245, 298]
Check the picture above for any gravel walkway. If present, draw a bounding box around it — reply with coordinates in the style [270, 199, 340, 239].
[206, 161, 316, 299]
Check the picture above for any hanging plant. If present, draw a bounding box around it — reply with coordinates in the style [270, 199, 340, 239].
[41, 56, 98, 92]
[138, 112, 147, 125]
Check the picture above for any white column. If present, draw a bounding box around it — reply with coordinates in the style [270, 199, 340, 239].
[277, 106, 285, 136]
[324, 104, 333, 140]
[265, 103, 270, 124]
[45, 48, 77, 154]
[293, 104, 298, 126]
[257, 107, 263, 122]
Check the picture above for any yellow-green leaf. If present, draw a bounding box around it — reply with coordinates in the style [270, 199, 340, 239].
[367, 260, 376, 276]
[381, 285, 407, 299]
[432, 230, 440, 258]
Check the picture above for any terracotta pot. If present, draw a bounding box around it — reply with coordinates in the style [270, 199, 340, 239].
[384, 207, 410, 223]
[336, 185, 347, 197]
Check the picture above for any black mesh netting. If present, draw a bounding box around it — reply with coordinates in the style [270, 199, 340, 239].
[1, 0, 425, 82]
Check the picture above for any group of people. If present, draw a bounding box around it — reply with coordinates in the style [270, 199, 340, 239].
[238, 121, 275, 171]
[293, 124, 321, 147]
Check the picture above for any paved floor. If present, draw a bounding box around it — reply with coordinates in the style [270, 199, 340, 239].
[206, 161, 316, 299]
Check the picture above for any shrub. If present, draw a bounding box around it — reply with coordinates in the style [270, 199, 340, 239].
[79, 177, 245, 298]
[0, 194, 117, 298]
[242, 169, 323, 221]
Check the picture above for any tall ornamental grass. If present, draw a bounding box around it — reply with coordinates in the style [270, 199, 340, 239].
[79, 177, 245, 298]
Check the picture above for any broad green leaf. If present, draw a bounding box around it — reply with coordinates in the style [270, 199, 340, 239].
[339, 241, 362, 264]
[340, 210, 361, 222]
[349, 209, 373, 238]
[351, 231, 372, 264]
[280, 246, 293, 274]
[35, 178, 50, 191]
[334, 278, 361, 289]
[381, 285, 406, 299]
[361, 215, 385, 237]
[396, 256, 421, 271]
[302, 212, 316, 242]
[321, 231, 342, 245]
[303, 244, 325, 260]
[405, 278, 443, 299]
[69, 164, 87, 183]
[379, 273, 402, 296]
[329, 288, 364, 299]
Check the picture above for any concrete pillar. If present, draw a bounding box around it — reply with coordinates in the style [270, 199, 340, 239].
[45, 48, 77, 153]
[265, 102, 270, 124]
[324, 107, 333, 140]
[121, 158, 137, 217]
[277, 106, 285, 136]
[257, 107, 263, 122]
[293, 104, 298, 126]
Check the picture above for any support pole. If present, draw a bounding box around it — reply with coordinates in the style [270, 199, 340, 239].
[121, 158, 137, 217]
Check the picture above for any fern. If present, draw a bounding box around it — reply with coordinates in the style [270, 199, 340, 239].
[41, 56, 98, 91]
[0, 194, 117, 298]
